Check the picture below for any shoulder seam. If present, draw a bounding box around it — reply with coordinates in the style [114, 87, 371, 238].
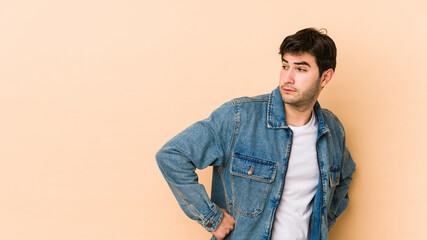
[233, 98, 268, 104]
[321, 108, 345, 137]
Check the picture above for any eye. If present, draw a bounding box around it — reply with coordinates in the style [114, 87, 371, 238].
[297, 68, 307, 72]
[282, 65, 289, 70]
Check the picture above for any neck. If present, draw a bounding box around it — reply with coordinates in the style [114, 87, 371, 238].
[284, 103, 315, 127]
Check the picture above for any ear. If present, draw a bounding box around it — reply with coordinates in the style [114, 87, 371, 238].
[320, 68, 334, 88]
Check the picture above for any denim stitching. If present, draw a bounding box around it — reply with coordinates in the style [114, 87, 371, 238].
[220, 101, 240, 172]
[218, 101, 240, 211]
[230, 156, 277, 183]
[266, 89, 287, 129]
[169, 183, 203, 219]
[229, 154, 275, 217]
[231, 182, 271, 217]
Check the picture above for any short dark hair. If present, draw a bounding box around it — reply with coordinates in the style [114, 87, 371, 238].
[279, 28, 337, 76]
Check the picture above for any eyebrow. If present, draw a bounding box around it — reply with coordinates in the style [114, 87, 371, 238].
[282, 58, 311, 67]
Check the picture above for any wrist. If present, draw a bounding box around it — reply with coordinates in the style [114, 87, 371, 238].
[203, 204, 224, 232]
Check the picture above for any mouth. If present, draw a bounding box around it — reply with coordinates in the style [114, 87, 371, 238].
[282, 88, 296, 93]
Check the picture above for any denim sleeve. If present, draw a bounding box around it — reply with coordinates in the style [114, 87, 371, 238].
[156, 101, 236, 232]
[327, 144, 356, 230]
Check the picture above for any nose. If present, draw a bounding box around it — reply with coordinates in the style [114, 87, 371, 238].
[281, 68, 295, 85]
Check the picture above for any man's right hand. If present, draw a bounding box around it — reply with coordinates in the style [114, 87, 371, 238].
[211, 209, 235, 240]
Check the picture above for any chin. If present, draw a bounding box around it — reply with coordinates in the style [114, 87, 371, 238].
[281, 97, 296, 105]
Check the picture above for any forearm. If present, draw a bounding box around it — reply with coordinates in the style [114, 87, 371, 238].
[327, 173, 353, 230]
[156, 101, 235, 231]
[327, 146, 356, 230]
[156, 143, 225, 231]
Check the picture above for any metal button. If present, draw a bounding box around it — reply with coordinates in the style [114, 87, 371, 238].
[207, 221, 214, 228]
[248, 166, 253, 176]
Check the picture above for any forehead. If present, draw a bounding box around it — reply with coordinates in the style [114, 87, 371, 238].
[282, 52, 317, 65]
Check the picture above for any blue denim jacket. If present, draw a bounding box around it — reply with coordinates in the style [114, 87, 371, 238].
[156, 87, 356, 240]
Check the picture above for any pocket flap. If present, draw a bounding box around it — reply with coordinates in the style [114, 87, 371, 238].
[230, 154, 276, 183]
[329, 166, 340, 187]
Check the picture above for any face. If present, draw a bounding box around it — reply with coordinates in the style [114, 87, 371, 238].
[279, 53, 330, 110]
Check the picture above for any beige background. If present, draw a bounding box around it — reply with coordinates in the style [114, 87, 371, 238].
[0, 0, 426, 239]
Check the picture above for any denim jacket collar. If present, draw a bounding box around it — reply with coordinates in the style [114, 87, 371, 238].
[267, 86, 330, 134]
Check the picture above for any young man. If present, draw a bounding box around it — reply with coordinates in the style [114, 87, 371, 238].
[156, 28, 356, 240]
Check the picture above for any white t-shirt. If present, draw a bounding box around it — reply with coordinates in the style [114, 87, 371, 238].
[271, 112, 319, 240]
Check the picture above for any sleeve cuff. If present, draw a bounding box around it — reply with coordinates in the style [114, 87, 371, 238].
[203, 204, 225, 232]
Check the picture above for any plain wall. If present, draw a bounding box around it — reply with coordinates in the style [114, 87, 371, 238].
[0, 0, 426, 239]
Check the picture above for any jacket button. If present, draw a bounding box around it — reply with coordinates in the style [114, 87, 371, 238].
[207, 221, 213, 228]
[248, 166, 254, 176]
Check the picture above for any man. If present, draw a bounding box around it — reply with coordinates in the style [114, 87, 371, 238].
[156, 28, 356, 240]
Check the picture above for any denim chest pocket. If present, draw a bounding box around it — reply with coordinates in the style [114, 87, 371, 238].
[230, 153, 277, 217]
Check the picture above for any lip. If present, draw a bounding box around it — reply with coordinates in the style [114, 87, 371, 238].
[283, 88, 296, 93]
